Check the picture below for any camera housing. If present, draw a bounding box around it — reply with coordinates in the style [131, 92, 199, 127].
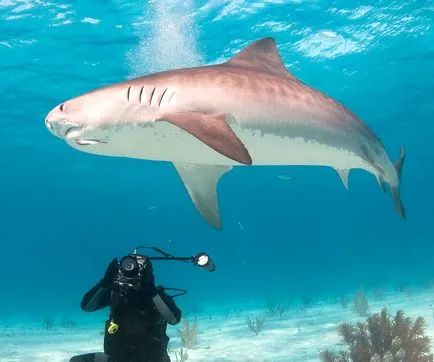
[113, 253, 151, 292]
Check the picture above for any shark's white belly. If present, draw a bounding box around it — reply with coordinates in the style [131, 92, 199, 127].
[68, 121, 370, 173]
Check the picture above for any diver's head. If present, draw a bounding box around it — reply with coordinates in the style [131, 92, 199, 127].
[136, 254, 154, 286]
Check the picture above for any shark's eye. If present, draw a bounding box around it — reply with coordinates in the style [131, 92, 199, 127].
[59, 104, 64, 112]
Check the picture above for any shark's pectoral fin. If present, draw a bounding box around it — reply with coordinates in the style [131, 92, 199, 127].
[158, 112, 252, 165]
[337, 169, 350, 190]
[173, 162, 232, 230]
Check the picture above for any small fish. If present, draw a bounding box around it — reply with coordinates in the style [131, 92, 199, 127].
[277, 175, 294, 181]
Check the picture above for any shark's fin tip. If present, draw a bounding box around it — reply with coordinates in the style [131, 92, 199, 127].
[391, 145, 406, 220]
[391, 186, 406, 220]
[394, 145, 405, 178]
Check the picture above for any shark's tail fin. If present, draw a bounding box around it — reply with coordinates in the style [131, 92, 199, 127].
[390, 146, 406, 219]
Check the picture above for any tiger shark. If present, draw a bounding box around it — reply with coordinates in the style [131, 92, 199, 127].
[45, 37, 406, 229]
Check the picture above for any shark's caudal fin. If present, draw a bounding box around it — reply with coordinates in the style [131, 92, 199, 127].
[173, 162, 232, 230]
[224, 37, 296, 79]
[390, 146, 406, 219]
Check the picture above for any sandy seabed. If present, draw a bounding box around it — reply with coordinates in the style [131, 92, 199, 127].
[2, 287, 434, 362]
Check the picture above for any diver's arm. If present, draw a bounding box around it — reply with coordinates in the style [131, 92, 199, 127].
[80, 281, 111, 312]
[80, 257, 118, 312]
[151, 287, 182, 325]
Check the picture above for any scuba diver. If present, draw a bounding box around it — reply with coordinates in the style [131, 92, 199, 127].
[69, 246, 215, 362]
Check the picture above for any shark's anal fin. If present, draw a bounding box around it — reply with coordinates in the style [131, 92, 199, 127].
[158, 112, 252, 165]
[337, 169, 350, 190]
[173, 163, 232, 230]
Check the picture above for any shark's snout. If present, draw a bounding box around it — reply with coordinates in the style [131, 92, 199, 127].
[45, 117, 53, 131]
[45, 104, 81, 139]
[45, 105, 62, 138]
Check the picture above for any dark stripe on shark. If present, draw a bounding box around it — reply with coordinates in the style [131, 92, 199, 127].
[139, 86, 144, 104]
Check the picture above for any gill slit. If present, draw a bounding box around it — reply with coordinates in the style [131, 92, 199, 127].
[168, 91, 176, 105]
[139, 86, 144, 104]
[158, 88, 168, 107]
[149, 87, 156, 106]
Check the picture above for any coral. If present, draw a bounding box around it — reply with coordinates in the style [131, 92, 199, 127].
[353, 287, 369, 317]
[340, 295, 350, 309]
[395, 281, 411, 293]
[41, 316, 55, 330]
[320, 308, 433, 362]
[175, 348, 189, 362]
[61, 317, 77, 328]
[373, 288, 385, 301]
[179, 318, 198, 349]
[266, 300, 289, 318]
[320, 350, 349, 362]
[246, 315, 265, 335]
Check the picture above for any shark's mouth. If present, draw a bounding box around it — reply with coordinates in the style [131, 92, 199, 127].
[75, 139, 107, 146]
[64, 126, 82, 139]
[64, 126, 108, 146]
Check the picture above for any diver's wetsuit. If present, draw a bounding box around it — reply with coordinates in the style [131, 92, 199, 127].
[69, 280, 182, 362]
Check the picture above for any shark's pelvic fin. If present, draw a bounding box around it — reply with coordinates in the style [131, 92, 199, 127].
[391, 146, 406, 219]
[158, 112, 252, 165]
[173, 162, 232, 230]
[224, 37, 296, 79]
[337, 169, 350, 190]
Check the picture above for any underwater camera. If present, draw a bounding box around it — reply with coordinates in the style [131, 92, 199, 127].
[113, 246, 215, 293]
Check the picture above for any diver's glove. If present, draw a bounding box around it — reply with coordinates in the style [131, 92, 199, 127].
[100, 257, 118, 288]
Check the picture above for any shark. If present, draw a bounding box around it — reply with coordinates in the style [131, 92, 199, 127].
[45, 37, 406, 229]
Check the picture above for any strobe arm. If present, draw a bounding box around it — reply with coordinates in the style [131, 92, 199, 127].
[133, 246, 216, 272]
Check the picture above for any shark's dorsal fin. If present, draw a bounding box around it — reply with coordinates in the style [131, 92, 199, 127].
[225, 37, 295, 79]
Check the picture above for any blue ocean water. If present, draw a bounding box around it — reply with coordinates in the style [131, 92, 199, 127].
[1, 0, 433, 357]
